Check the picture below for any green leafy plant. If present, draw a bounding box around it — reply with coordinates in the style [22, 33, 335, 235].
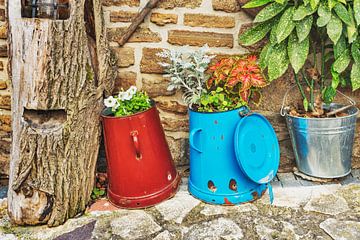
[240, 0, 360, 116]
[104, 86, 152, 117]
[157, 45, 214, 106]
[91, 187, 105, 200]
[207, 55, 267, 105]
[158, 46, 267, 112]
[198, 87, 246, 112]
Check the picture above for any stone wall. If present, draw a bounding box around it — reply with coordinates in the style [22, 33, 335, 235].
[0, 0, 360, 175]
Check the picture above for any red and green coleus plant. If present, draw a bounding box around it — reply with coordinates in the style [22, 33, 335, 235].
[239, 0, 360, 117]
[104, 86, 152, 117]
[203, 55, 267, 112]
[157, 46, 268, 112]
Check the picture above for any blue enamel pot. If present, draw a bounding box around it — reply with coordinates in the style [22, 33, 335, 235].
[188, 107, 280, 205]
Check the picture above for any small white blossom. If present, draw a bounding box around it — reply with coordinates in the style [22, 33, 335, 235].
[127, 86, 137, 95]
[104, 96, 118, 108]
[122, 91, 133, 101]
[118, 92, 126, 101]
[112, 101, 120, 111]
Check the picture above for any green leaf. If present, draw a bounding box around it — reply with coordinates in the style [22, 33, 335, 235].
[317, 2, 331, 27]
[297, 15, 313, 42]
[268, 42, 289, 81]
[259, 42, 272, 69]
[333, 49, 351, 73]
[328, 0, 338, 10]
[288, 32, 309, 73]
[243, 0, 273, 8]
[334, 3, 352, 26]
[327, 15, 343, 44]
[276, 7, 296, 43]
[322, 86, 337, 104]
[239, 21, 273, 46]
[355, 0, 360, 26]
[346, 6, 358, 43]
[352, 43, 360, 64]
[351, 63, 360, 91]
[331, 66, 340, 89]
[310, 0, 319, 10]
[303, 98, 309, 111]
[293, 4, 317, 21]
[334, 35, 347, 59]
[254, 2, 288, 23]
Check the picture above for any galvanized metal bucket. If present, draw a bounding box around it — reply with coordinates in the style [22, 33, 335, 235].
[281, 88, 359, 178]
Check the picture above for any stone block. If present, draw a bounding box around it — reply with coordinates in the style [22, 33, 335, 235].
[108, 27, 161, 44]
[168, 30, 233, 48]
[111, 47, 135, 67]
[150, 13, 178, 26]
[184, 14, 235, 28]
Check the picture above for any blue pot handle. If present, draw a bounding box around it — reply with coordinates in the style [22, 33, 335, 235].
[190, 128, 202, 153]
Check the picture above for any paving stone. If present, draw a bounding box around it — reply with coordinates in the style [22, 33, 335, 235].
[336, 184, 360, 214]
[200, 203, 258, 217]
[320, 218, 360, 240]
[110, 211, 161, 239]
[156, 189, 200, 224]
[260, 184, 341, 208]
[304, 194, 350, 215]
[24, 217, 96, 240]
[351, 169, 360, 179]
[339, 174, 356, 185]
[153, 230, 174, 240]
[54, 221, 96, 240]
[183, 218, 243, 240]
[298, 179, 321, 187]
[255, 219, 299, 240]
[277, 173, 302, 187]
[0, 233, 18, 240]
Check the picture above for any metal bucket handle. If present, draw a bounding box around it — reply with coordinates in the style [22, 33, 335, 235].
[280, 85, 356, 117]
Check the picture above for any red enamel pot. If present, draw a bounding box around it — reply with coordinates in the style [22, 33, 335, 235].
[101, 102, 180, 209]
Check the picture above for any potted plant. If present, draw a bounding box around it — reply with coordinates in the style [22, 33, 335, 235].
[239, 0, 360, 178]
[101, 86, 180, 209]
[158, 46, 280, 205]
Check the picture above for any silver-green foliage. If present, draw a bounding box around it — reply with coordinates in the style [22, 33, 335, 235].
[239, 0, 360, 91]
[157, 45, 214, 105]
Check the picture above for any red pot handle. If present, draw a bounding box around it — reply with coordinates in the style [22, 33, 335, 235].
[130, 131, 142, 160]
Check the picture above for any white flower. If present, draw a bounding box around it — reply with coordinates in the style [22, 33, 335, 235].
[118, 92, 126, 101]
[113, 101, 120, 111]
[127, 86, 137, 95]
[104, 96, 118, 108]
[122, 91, 133, 101]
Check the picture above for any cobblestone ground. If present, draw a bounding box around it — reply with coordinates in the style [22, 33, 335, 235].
[0, 170, 360, 240]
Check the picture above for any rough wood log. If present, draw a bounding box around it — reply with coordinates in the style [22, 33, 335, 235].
[7, 0, 116, 227]
[117, 0, 160, 46]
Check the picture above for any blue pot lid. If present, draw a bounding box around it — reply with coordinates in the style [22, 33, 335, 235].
[234, 113, 280, 184]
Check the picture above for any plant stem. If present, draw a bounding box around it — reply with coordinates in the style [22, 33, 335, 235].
[320, 39, 326, 91]
[301, 69, 311, 87]
[312, 42, 317, 68]
[294, 69, 308, 111]
[301, 69, 314, 110]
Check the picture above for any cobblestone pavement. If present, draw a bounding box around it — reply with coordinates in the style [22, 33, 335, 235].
[0, 170, 360, 240]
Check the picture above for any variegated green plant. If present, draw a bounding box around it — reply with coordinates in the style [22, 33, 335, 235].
[239, 0, 360, 113]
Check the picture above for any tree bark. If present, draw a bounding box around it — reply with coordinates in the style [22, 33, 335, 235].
[7, 0, 116, 227]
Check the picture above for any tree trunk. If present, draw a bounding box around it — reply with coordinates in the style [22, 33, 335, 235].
[7, 0, 116, 227]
